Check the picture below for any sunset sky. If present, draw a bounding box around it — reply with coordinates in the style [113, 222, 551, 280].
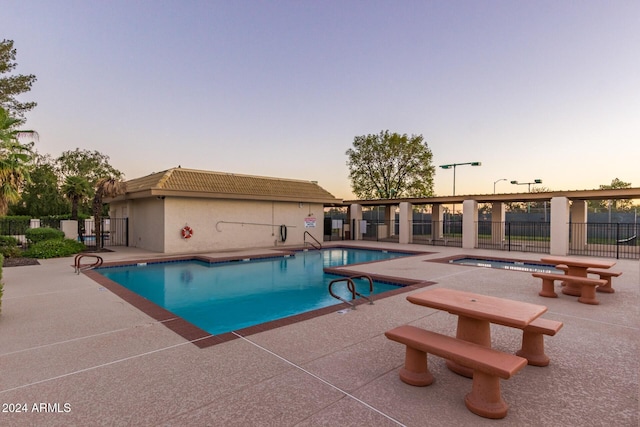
[4, 1, 639, 199]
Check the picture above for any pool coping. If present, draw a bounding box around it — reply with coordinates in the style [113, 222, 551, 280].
[84, 248, 436, 348]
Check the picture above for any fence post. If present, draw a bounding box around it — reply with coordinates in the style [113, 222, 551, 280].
[616, 223, 620, 259]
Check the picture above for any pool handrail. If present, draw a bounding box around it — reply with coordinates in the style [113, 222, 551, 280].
[304, 231, 322, 250]
[74, 254, 104, 274]
[328, 274, 375, 309]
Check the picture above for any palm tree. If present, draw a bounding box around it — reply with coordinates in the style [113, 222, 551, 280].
[92, 177, 126, 250]
[62, 176, 92, 220]
[0, 107, 35, 215]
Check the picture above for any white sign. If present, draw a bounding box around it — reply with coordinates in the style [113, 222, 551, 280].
[304, 217, 316, 228]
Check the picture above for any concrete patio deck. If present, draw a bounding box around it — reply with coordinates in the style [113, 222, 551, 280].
[1, 243, 638, 426]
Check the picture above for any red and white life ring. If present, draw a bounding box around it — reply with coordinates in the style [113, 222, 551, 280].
[181, 226, 193, 239]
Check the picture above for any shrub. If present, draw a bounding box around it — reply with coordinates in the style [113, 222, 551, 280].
[23, 239, 86, 259]
[25, 227, 65, 244]
[0, 235, 22, 258]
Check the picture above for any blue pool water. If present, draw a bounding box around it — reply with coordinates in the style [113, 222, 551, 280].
[450, 257, 561, 273]
[96, 248, 410, 335]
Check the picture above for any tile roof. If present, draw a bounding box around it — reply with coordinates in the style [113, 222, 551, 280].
[121, 168, 342, 204]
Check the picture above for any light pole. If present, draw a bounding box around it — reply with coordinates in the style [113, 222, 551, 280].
[439, 162, 482, 196]
[510, 179, 542, 192]
[511, 179, 542, 213]
[493, 178, 507, 194]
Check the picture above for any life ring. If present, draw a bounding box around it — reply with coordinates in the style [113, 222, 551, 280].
[279, 224, 287, 242]
[181, 226, 193, 239]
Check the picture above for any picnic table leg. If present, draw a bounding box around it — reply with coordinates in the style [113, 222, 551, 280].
[539, 278, 558, 298]
[446, 315, 491, 378]
[596, 277, 615, 293]
[561, 267, 585, 297]
[516, 330, 550, 366]
[465, 370, 509, 419]
[578, 285, 600, 305]
[399, 346, 434, 386]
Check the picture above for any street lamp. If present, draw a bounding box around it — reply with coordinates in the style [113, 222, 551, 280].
[510, 179, 542, 192]
[493, 178, 508, 194]
[439, 161, 482, 196]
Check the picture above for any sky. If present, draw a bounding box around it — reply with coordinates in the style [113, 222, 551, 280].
[3, 0, 639, 200]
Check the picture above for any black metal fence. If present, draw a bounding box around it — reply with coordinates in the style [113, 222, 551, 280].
[360, 219, 398, 242]
[569, 222, 639, 259]
[476, 221, 551, 254]
[78, 218, 129, 249]
[0, 217, 128, 250]
[411, 220, 463, 247]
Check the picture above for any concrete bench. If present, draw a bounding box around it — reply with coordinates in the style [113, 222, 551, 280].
[555, 265, 621, 293]
[532, 272, 607, 304]
[516, 318, 563, 366]
[587, 269, 622, 293]
[385, 325, 527, 419]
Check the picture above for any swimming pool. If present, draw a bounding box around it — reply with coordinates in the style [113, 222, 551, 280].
[95, 248, 413, 336]
[450, 257, 561, 273]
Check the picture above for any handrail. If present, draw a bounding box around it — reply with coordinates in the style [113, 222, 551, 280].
[74, 254, 104, 274]
[327, 274, 375, 309]
[304, 231, 322, 250]
[328, 277, 356, 309]
[346, 274, 375, 305]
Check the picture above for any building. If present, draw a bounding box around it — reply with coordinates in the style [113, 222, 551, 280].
[107, 168, 342, 253]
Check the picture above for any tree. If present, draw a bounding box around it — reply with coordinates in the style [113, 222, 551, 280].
[0, 40, 37, 121]
[0, 107, 35, 215]
[346, 130, 435, 199]
[57, 148, 123, 185]
[8, 153, 69, 216]
[92, 177, 126, 250]
[589, 178, 633, 212]
[62, 176, 92, 220]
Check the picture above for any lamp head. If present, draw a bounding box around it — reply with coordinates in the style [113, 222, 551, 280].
[510, 180, 518, 184]
[471, 162, 481, 166]
[440, 164, 452, 169]
[534, 179, 542, 184]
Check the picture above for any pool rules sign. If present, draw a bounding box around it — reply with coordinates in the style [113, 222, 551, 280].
[304, 217, 316, 228]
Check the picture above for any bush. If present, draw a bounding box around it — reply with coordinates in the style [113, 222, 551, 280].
[25, 227, 65, 244]
[23, 239, 86, 259]
[0, 235, 22, 258]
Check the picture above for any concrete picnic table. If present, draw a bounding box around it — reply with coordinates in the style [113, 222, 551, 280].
[540, 256, 616, 297]
[407, 288, 548, 378]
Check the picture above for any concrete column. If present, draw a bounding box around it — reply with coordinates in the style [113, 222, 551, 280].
[349, 204, 363, 240]
[491, 202, 506, 245]
[550, 197, 570, 255]
[462, 199, 478, 249]
[60, 220, 79, 240]
[384, 206, 395, 237]
[432, 203, 444, 240]
[570, 200, 588, 251]
[399, 202, 413, 244]
[30, 218, 40, 229]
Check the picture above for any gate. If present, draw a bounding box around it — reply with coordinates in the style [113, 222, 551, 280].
[569, 222, 639, 259]
[78, 218, 128, 249]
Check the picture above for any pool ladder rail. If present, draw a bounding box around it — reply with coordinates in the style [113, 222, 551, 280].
[74, 254, 104, 274]
[328, 275, 374, 309]
[303, 231, 322, 250]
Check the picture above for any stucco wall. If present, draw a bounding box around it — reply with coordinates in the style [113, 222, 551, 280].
[112, 198, 165, 252]
[110, 198, 322, 253]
